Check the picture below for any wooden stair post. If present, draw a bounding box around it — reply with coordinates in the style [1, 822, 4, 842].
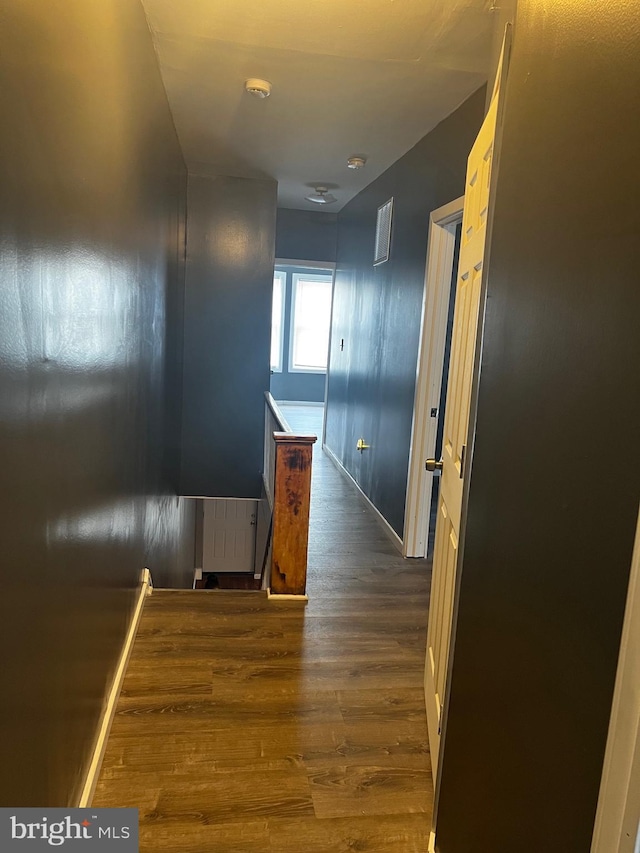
[270, 432, 316, 596]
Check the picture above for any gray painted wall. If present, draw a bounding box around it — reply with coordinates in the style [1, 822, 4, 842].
[276, 209, 337, 263]
[180, 174, 277, 498]
[324, 88, 486, 537]
[0, 0, 195, 807]
[435, 2, 640, 850]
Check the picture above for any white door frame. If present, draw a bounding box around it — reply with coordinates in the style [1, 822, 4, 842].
[592, 505, 640, 853]
[403, 197, 464, 558]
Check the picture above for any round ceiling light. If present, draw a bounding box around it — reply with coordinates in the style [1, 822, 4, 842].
[245, 78, 272, 99]
[347, 156, 366, 170]
[305, 186, 337, 205]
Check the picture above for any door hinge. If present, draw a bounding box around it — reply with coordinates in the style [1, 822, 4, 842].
[438, 696, 447, 736]
[430, 407, 438, 418]
[460, 444, 467, 479]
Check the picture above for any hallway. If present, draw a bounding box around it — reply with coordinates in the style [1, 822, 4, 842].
[94, 405, 433, 851]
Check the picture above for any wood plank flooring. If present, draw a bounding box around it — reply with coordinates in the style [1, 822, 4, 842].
[94, 405, 433, 851]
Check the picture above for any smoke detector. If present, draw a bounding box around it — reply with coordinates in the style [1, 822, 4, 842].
[347, 156, 366, 170]
[245, 78, 272, 99]
[305, 186, 337, 205]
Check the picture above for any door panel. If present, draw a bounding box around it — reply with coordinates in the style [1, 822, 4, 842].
[428, 500, 458, 721]
[203, 499, 257, 573]
[425, 72, 502, 774]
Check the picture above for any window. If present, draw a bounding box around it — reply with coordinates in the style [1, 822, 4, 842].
[270, 271, 286, 372]
[289, 273, 333, 373]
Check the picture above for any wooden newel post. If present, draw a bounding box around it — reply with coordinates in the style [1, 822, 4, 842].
[270, 432, 317, 596]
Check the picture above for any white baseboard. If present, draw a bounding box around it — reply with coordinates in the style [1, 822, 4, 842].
[428, 830, 437, 853]
[322, 444, 403, 553]
[276, 400, 324, 407]
[267, 588, 309, 602]
[77, 567, 152, 806]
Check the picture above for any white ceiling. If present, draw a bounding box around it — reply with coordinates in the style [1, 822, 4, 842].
[141, 0, 496, 211]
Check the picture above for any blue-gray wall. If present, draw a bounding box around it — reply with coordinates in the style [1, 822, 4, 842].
[0, 0, 194, 807]
[324, 88, 486, 537]
[276, 209, 337, 263]
[180, 174, 277, 497]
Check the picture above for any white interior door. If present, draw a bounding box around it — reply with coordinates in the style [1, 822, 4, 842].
[424, 57, 505, 774]
[591, 506, 640, 853]
[203, 499, 257, 573]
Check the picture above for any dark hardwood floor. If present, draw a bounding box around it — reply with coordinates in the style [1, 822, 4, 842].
[94, 405, 433, 851]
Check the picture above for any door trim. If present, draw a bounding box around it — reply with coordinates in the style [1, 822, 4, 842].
[591, 505, 640, 853]
[404, 197, 464, 558]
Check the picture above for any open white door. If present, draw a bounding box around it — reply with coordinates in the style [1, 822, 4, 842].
[591, 506, 640, 853]
[424, 43, 508, 776]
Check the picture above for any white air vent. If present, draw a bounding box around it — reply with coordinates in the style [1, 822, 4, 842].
[374, 197, 393, 265]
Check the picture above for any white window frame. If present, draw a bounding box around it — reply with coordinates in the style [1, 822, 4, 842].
[270, 270, 286, 373]
[288, 272, 333, 374]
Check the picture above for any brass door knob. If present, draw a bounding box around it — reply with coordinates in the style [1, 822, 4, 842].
[425, 458, 443, 472]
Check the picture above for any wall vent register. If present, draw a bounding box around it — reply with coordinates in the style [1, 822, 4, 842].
[374, 197, 393, 265]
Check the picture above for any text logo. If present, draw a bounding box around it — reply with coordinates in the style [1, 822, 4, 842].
[1, 809, 138, 851]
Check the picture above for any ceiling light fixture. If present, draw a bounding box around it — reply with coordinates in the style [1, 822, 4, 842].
[305, 186, 337, 205]
[347, 156, 366, 170]
[245, 78, 272, 99]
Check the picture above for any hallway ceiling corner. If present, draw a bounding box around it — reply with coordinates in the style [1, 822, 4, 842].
[141, 0, 496, 211]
